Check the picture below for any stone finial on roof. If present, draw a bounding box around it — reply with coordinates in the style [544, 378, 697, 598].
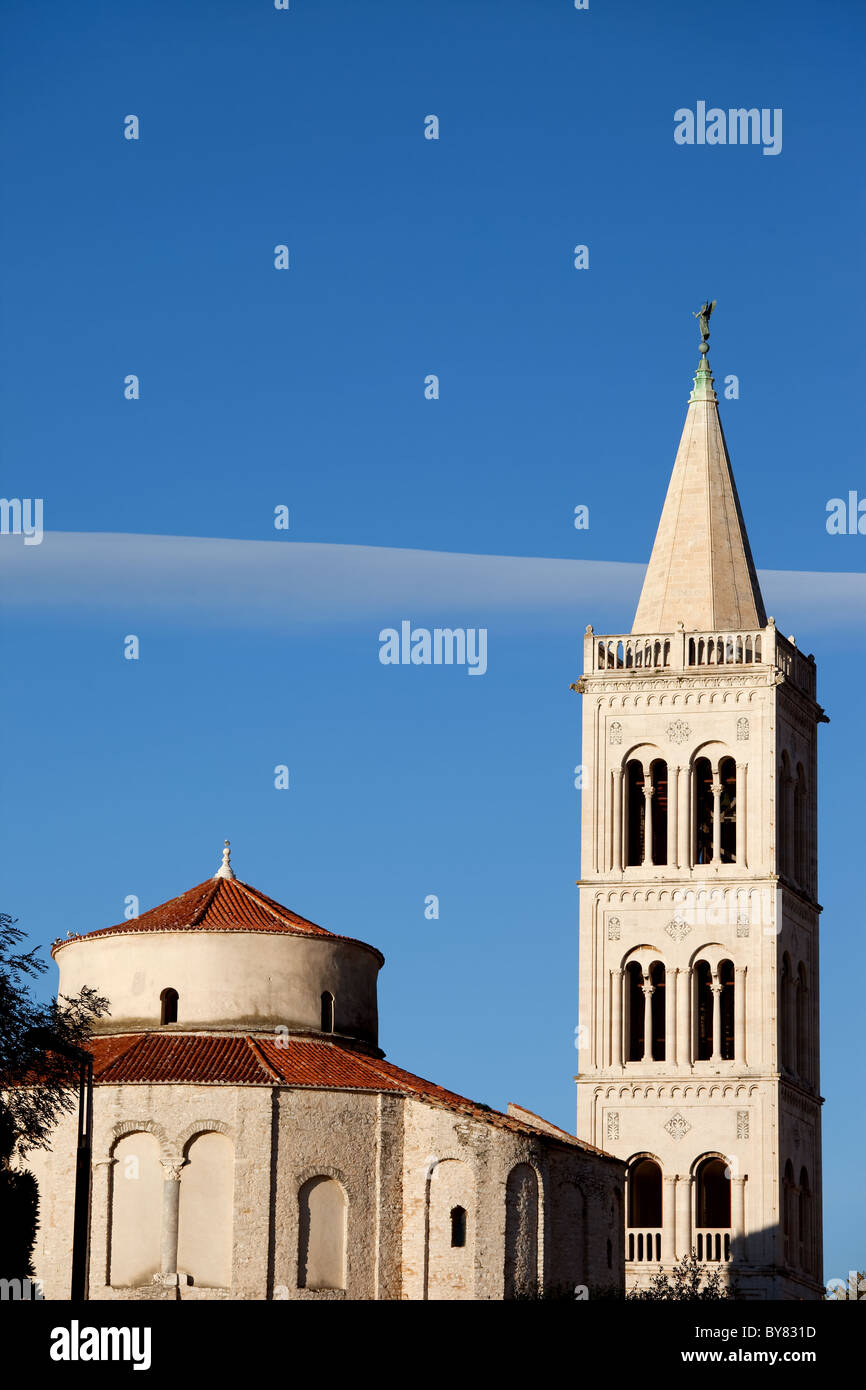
[214, 839, 235, 881]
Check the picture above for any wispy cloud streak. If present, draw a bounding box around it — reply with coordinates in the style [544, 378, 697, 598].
[1, 532, 863, 633]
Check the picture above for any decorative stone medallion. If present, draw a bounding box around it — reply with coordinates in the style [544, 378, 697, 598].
[666, 720, 691, 745]
[606, 1112, 620, 1142]
[737, 1111, 750, 1140]
[665, 918, 692, 942]
[665, 1112, 691, 1141]
[609, 721, 622, 745]
[737, 716, 750, 741]
[607, 916, 621, 941]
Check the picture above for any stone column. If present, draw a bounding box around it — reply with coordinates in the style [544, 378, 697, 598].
[612, 768, 623, 872]
[678, 765, 691, 869]
[642, 784, 654, 868]
[667, 765, 679, 868]
[662, 1175, 677, 1264]
[731, 1176, 747, 1261]
[735, 966, 747, 1065]
[676, 967, 690, 1065]
[735, 762, 747, 867]
[91, 1157, 115, 1291]
[641, 975, 654, 1063]
[710, 977, 722, 1063]
[610, 969, 623, 1067]
[666, 967, 678, 1066]
[675, 1175, 693, 1259]
[711, 781, 723, 864]
[160, 1160, 185, 1276]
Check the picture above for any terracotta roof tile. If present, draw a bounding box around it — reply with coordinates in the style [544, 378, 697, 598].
[253, 1038, 405, 1090]
[84, 1033, 613, 1157]
[92, 1033, 269, 1085]
[54, 876, 382, 963]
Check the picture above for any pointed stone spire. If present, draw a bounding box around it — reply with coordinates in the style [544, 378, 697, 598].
[632, 311, 767, 635]
[214, 839, 235, 881]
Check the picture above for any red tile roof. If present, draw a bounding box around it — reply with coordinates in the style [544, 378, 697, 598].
[52, 876, 382, 962]
[83, 1033, 613, 1157]
[93, 1033, 270, 1086]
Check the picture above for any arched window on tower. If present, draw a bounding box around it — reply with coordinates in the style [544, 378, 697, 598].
[719, 758, 737, 863]
[779, 752, 792, 877]
[627, 1158, 662, 1263]
[626, 760, 645, 867]
[625, 961, 645, 1062]
[795, 764, 808, 888]
[628, 1158, 662, 1226]
[796, 963, 809, 1083]
[695, 960, 714, 1060]
[696, 1159, 731, 1228]
[160, 988, 178, 1026]
[798, 1168, 813, 1275]
[650, 961, 666, 1061]
[780, 954, 792, 1072]
[782, 1160, 796, 1266]
[694, 758, 714, 865]
[695, 1157, 731, 1261]
[321, 991, 335, 1033]
[719, 959, 735, 1061]
[650, 759, 668, 865]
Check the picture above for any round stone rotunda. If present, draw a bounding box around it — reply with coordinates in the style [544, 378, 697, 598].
[28, 843, 624, 1301]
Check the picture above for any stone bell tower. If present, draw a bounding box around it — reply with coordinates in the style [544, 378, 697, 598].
[574, 308, 825, 1299]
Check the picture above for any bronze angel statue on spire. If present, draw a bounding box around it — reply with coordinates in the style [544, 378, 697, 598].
[693, 299, 716, 342]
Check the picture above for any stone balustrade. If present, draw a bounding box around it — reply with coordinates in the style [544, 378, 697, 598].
[583, 622, 816, 699]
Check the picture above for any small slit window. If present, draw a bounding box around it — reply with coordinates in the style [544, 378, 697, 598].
[160, 988, 178, 1026]
[321, 991, 335, 1033]
[450, 1205, 467, 1248]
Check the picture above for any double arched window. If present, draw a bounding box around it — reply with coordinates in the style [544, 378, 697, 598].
[617, 955, 738, 1066]
[616, 749, 739, 871]
[782, 1160, 814, 1273]
[625, 1155, 736, 1268]
[108, 1127, 234, 1290]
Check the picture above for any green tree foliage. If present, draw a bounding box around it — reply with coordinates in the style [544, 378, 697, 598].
[627, 1251, 735, 1300]
[0, 912, 109, 1157]
[0, 1108, 39, 1280]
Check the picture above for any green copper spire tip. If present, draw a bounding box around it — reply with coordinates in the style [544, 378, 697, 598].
[689, 300, 718, 400]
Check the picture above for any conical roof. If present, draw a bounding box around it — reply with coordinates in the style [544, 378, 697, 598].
[52, 870, 383, 963]
[632, 355, 766, 634]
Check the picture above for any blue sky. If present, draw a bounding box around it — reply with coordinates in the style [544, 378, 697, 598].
[2, 0, 864, 1283]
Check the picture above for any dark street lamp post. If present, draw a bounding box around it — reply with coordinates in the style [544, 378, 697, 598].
[26, 1029, 94, 1301]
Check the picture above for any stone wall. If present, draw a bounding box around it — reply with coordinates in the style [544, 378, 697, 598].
[24, 1081, 623, 1301]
